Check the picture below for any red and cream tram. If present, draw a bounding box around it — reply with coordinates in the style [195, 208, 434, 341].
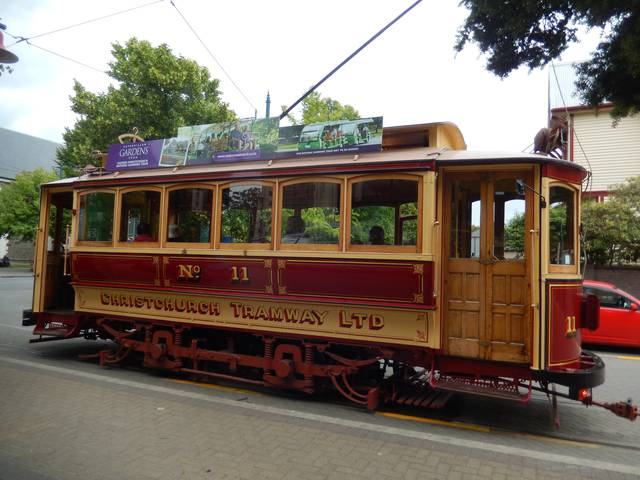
[24, 121, 637, 421]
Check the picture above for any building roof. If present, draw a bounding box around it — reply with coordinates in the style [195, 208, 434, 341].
[0, 128, 61, 180]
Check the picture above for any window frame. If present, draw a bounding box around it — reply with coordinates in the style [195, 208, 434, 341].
[346, 174, 423, 253]
[547, 182, 579, 274]
[115, 186, 165, 248]
[215, 180, 276, 251]
[75, 189, 117, 247]
[277, 177, 344, 252]
[164, 183, 216, 249]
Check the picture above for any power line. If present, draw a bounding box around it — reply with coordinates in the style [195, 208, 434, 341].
[169, 0, 257, 114]
[6, 0, 165, 48]
[280, 0, 423, 120]
[26, 40, 107, 74]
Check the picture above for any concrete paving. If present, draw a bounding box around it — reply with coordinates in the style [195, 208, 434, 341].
[0, 357, 639, 480]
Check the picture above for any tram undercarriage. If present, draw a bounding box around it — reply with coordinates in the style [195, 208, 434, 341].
[26, 312, 637, 422]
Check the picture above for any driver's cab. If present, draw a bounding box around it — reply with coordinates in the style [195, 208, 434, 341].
[32, 187, 74, 314]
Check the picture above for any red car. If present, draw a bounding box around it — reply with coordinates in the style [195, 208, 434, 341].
[582, 280, 640, 347]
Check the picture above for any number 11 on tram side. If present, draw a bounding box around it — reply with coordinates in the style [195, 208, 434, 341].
[23, 121, 638, 422]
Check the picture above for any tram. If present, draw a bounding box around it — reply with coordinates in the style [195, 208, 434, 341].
[24, 121, 637, 421]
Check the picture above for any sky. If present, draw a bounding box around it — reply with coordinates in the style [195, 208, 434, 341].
[1, 0, 603, 152]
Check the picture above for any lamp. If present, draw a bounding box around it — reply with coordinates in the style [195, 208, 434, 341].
[0, 26, 19, 64]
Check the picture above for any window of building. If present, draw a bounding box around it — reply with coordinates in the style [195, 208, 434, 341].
[350, 178, 418, 248]
[167, 188, 213, 243]
[549, 186, 575, 265]
[119, 190, 161, 242]
[78, 192, 114, 242]
[220, 184, 272, 244]
[281, 182, 340, 246]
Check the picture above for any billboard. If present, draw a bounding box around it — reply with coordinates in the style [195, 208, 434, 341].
[105, 116, 382, 171]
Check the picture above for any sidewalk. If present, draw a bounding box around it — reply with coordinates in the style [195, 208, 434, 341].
[0, 268, 33, 278]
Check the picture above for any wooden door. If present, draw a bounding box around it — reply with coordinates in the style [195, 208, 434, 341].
[444, 173, 531, 363]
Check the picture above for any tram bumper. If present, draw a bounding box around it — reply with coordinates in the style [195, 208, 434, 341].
[534, 350, 605, 399]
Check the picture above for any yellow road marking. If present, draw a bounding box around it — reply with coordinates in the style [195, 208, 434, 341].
[169, 378, 261, 396]
[378, 412, 599, 448]
[513, 433, 599, 448]
[376, 412, 490, 432]
[617, 355, 640, 361]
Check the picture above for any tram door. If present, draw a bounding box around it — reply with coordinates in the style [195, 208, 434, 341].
[40, 190, 75, 312]
[443, 172, 532, 363]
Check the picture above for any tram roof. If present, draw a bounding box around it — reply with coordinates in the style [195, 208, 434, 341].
[45, 122, 585, 187]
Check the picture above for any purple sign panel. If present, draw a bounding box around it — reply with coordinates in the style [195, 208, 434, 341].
[106, 140, 164, 171]
[106, 137, 190, 171]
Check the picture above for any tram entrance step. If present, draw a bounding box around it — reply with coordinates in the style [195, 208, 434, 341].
[432, 375, 529, 402]
[393, 388, 453, 409]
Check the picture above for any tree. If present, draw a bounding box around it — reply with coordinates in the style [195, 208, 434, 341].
[0, 168, 59, 241]
[57, 38, 234, 177]
[282, 91, 360, 125]
[582, 176, 640, 266]
[0, 64, 13, 77]
[456, 1, 640, 118]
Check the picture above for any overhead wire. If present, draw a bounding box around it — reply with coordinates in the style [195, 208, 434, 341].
[25, 40, 107, 74]
[5, 0, 165, 48]
[5, 0, 260, 115]
[168, 0, 257, 114]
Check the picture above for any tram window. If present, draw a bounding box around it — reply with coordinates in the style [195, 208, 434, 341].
[167, 188, 213, 243]
[221, 184, 272, 244]
[350, 179, 418, 246]
[281, 182, 340, 245]
[119, 190, 161, 242]
[78, 192, 114, 242]
[549, 186, 575, 265]
[450, 180, 481, 258]
[494, 179, 526, 260]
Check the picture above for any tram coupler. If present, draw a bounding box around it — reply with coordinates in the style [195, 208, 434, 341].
[582, 396, 638, 421]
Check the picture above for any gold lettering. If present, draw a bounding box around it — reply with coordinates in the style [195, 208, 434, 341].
[100, 293, 111, 305]
[210, 302, 221, 316]
[299, 310, 315, 325]
[154, 298, 164, 310]
[175, 299, 186, 312]
[269, 307, 284, 322]
[285, 308, 300, 323]
[339, 310, 352, 328]
[351, 313, 367, 329]
[369, 314, 384, 330]
[230, 302, 242, 317]
[255, 306, 269, 321]
[313, 311, 328, 326]
[242, 305, 255, 319]
[231, 266, 239, 281]
[187, 300, 198, 313]
[135, 297, 144, 308]
[165, 298, 174, 311]
[198, 302, 209, 315]
[178, 264, 194, 279]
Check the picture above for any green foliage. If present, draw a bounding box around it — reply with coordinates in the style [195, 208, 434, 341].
[0, 64, 13, 76]
[505, 211, 525, 253]
[282, 92, 360, 125]
[582, 177, 640, 266]
[281, 207, 340, 243]
[0, 168, 58, 241]
[57, 38, 234, 177]
[456, 1, 640, 118]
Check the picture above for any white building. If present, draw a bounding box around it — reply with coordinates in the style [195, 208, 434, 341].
[549, 63, 640, 200]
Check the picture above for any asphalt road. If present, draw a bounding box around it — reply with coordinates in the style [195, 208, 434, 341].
[1, 276, 639, 479]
